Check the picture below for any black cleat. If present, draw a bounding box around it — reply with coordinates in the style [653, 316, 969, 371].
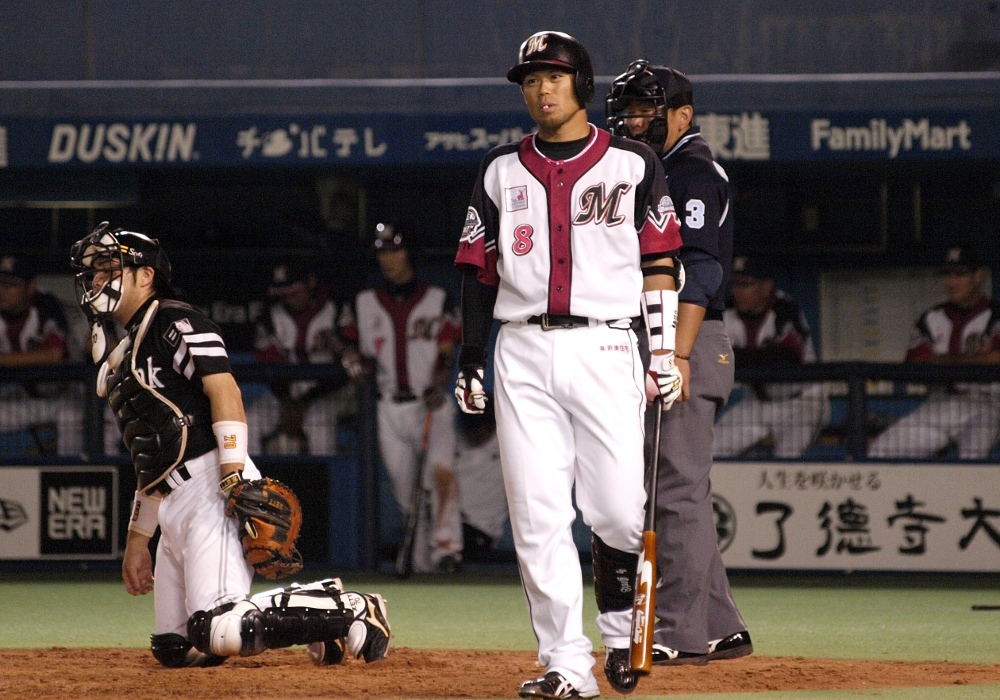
[604, 647, 639, 694]
[307, 637, 345, 666]
[706, 630, 753, 661]
[651, 643, 708, 666]
[518, 671, 599, 699]
[358, 593, 391, 662]
[437, 554, 462, 574]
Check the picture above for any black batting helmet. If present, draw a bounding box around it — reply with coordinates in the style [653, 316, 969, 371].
[507, 31, 595, 105]
[606, 60, 693, 153]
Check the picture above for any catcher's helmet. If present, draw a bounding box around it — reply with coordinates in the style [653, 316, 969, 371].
[606, 60, 692, 153]
[70, 221, 173, 317]
[507, 31, 595, 105]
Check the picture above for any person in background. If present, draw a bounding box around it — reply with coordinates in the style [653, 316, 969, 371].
[452, 398, 509, 562]
[868, 245, 1000, 459]
[354, 223, 463, 573]
[246, 260, 360, 456]
[0, 253, 83, 455]
[713, 255, 828, 459]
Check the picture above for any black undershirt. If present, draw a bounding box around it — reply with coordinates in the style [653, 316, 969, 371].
[533, 134, 590, 160]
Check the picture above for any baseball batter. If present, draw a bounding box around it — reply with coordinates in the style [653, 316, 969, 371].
[454, 32, 683, 699]
[354, 223, 463, 573]
[71, 223, 390, 668]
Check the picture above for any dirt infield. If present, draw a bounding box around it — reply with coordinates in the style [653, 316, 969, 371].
[4, 648, 1000, 699]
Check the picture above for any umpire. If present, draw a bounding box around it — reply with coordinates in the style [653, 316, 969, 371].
[607, 62, 752, 664]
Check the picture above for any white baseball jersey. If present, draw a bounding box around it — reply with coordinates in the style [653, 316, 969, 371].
[354, 282, 459, 398]
[906, 296, 1000, 397]
[457, 126, 681, 321]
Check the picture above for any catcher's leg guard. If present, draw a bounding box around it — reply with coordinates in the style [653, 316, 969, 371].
[250, 578, 391, 664]
[188, 600, 267, 658]
[150, 632, 227, 668]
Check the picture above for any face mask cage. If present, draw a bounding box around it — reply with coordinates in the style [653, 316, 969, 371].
[605, 60, 669, 152]
[71, 226, 127, 318]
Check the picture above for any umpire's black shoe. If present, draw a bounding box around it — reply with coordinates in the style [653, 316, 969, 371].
[604, 648, 639, 694]
[651, 643, 709, 666]
[518, 671, 599, 699]
[705, 630, 753, 661]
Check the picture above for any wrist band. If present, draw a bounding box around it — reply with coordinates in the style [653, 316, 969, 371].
[129, 490, 161, 537]
[213, 420, 248, 467]
[675, 354, 690, 360]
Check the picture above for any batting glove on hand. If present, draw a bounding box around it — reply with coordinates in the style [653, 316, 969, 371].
[646, 353, 683, 409]
[340, 348, 367, 380]
[455, 365, 487, 414]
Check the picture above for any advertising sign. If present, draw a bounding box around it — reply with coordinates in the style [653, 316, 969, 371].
[0, 109, 997, 169]
[714, 462, 1000, 572]
[0, 466, 119, 560]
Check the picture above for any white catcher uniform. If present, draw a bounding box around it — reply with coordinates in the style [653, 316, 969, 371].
[355, 281, 463, 571]
[456, 125, 682, 689]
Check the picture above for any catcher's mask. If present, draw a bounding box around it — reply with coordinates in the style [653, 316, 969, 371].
[606, 59, 671, 153]
[70, 222, 173, 318]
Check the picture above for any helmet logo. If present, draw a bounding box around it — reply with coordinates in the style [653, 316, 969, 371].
[525, 34, 548, 56]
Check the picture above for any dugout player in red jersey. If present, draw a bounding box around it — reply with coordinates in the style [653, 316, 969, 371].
[455, 32, 684, 698]
[868, 246, 1000, 459]
[606, 62, 752, 665]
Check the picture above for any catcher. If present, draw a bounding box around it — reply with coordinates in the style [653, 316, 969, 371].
[71, 223, 390, 668]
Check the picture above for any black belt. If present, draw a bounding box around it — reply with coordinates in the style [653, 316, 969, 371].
[525, 314, 638, 331]
[150, 463, 192, 496]
[378, 392, 419, 403]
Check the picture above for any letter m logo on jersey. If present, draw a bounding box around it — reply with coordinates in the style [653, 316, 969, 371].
[573, 182, 632, 227]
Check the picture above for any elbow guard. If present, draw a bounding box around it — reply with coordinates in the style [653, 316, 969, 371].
[641, 256, 685, 293]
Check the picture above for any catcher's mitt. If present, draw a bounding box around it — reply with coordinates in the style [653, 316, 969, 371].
[225, 477, 303, 580]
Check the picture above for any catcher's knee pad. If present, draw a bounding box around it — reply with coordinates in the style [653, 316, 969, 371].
[150, 632, 227, 668]
[592, 533, 638, 613]
[188, 600, 267, 658]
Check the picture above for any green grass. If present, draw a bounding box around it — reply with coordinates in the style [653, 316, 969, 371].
[1, 568, 999, 699]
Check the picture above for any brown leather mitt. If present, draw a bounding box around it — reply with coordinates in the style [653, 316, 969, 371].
[225, 477, 304, 580]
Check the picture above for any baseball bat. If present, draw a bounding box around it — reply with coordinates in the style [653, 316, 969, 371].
[395, 407, 435, 578]
[630, 396, 663, 674]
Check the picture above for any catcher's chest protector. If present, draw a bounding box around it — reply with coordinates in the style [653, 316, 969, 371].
[106, 301, 188, 492]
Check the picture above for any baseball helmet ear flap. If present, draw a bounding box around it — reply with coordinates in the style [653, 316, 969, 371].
[507, 31, 595, 105]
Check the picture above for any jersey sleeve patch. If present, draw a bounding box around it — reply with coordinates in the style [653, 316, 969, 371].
[162, 317, 194, 347]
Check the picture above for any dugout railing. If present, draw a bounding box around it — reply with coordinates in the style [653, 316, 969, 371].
[3, 362, 1000, 568]
[4, 360, 1000, 462]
